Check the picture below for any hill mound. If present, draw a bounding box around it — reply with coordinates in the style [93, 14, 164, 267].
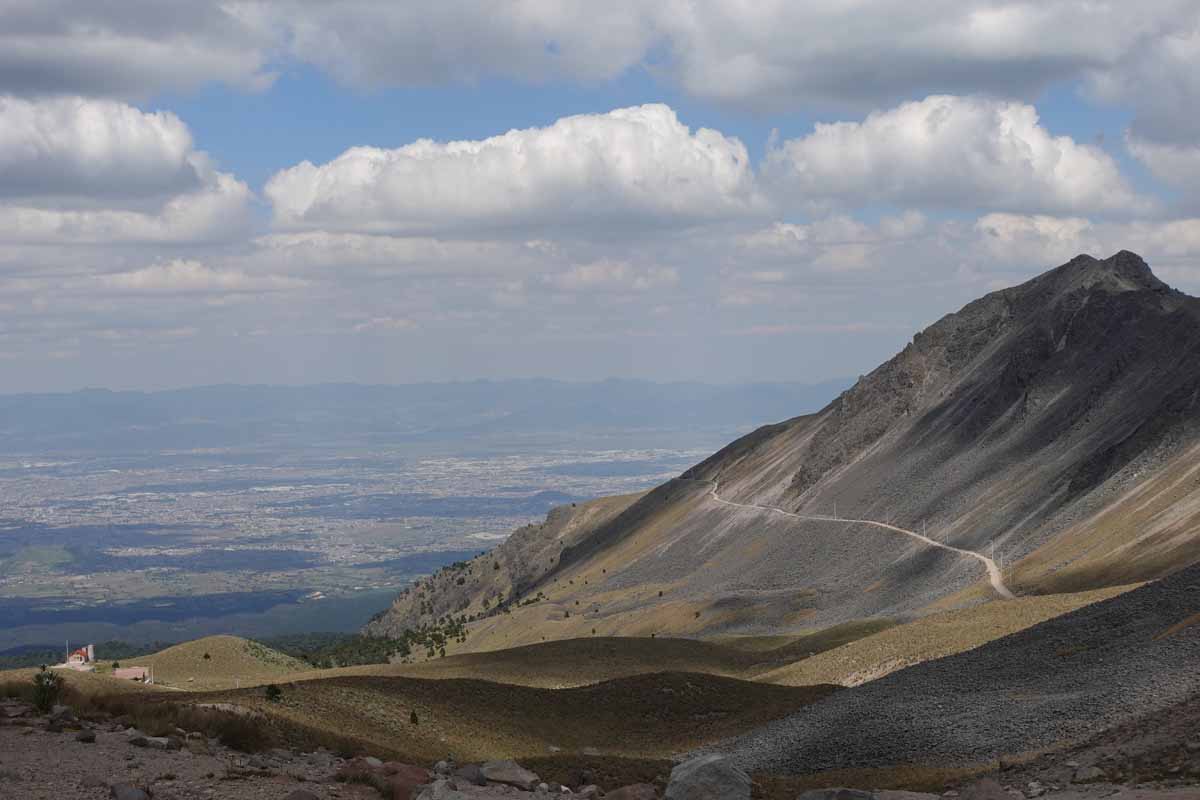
[134, 635, 307, 691]
[368, 251, 1200, 656]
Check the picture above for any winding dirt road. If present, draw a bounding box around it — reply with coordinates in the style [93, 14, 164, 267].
[703, 478, 1015, 600]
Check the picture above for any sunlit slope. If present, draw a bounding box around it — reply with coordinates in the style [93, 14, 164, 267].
[134, 635, 307, 691]
[758, 584, 1134, 686]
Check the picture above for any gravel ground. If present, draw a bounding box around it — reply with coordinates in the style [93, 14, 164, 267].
[0, 712, 376, 800]
[706, 562, 1200, 775]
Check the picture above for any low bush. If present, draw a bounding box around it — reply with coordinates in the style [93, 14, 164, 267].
[32, 667, 64, 713]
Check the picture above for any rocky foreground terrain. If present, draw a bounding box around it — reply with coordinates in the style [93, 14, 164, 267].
[3, 693, 1200, 800]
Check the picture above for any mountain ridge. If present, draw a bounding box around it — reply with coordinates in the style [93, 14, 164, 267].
[367, 251, 1200, 650]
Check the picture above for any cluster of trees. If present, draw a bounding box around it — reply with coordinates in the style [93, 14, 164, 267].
[266, 619, 469, 666]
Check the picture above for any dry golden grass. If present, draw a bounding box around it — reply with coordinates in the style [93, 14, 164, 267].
[1010, 442, 1200, 594]
[128, 635, 307, 691]
[0, 664, 156, 697]
[192, 671, 838, 764]
[296, 636, 760, 688]
[758, 585, 1134, 686]
[757, 763, 988, 796]
[286, 622, 900, 690]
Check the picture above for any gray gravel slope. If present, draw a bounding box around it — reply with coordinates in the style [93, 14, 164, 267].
[707, 563, 1200, 774]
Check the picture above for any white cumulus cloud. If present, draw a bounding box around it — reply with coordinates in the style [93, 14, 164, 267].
[0, 172, 252, 244]
[0, 0, 274, 98]
[1126, 136, 1200, 205]
[763, 95, 1151, 215]
[0, 96, 202, 201]
[0, 96, 252, 244]
[273, 1, 657, 88]
[265, 104, 765, 235]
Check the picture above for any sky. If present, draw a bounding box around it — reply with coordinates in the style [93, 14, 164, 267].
[2, 1, 1200, 392]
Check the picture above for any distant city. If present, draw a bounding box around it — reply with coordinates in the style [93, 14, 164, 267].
[0, 379, 846, 651]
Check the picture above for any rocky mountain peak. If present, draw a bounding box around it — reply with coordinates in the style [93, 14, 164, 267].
[1034, 250, 1168, 298]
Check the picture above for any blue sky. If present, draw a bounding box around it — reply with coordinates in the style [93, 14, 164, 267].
[1, 1, 1199, 392]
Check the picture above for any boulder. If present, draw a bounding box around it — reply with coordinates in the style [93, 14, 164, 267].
[576, 786, 601, 800]
[414, 779, 471, 800]
[340, 755, 383, 778]
[338, 756, 391, 794]
[565, 768, 596, 789]
[481, 759, 540, 790]
[384, 763, 433, 800]
[665, 755, 751, 800]
[796, 791, 874, 800]
[109, 785, 150, 800]
[606, 783, 659, 800]
[76, 729, 97, 743]
[453, 763, 488, 786]
[128, 736, 150, 748]
[960, 779, 1010, 800]
[284, 791, 321, 800]
[1072, 766, 1105, 784]
[364, 756, 385, 768]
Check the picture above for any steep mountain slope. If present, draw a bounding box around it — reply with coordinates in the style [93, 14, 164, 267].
[712, 555, 1200, 775]
[369, 251, 1200, 649]
[365, 492, 644, 638]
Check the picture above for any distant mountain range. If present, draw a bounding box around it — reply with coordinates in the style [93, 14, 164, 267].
[369, 251, 1200, 645]
[0, 378, 850, 453]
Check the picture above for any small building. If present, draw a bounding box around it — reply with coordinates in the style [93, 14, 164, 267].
[113, 666, 150, 682]
[54, 644, 96, 672]
[67, 644, 94, 665]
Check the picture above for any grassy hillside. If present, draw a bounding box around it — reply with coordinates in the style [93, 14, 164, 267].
[194, 671, 839, 763]
[124, 635, 308, 691]
[295, 626, 888, 689]
[758, 585, 1135, 686]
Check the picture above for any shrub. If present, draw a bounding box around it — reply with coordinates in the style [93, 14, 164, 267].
[203, 652, 211, 660]
[210, 714, 272, 752]
[264, 684, 282, 702]
[410, 709, 419, 725]
[32, 666, 63, 713]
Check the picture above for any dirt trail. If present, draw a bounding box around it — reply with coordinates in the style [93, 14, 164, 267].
[702, 478, 1015, 599]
